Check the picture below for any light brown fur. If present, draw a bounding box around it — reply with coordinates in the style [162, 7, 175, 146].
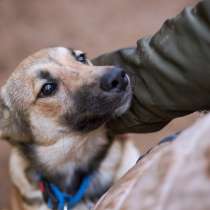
[0, 47, 139, 210]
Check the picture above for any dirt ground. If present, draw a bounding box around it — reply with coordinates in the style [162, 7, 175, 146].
[0, 0, 198, 208]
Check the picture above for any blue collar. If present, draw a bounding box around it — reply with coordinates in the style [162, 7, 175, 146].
[39, 175, 91, 210]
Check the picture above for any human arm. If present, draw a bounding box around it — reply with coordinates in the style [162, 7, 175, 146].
[93, 0, 210, 134]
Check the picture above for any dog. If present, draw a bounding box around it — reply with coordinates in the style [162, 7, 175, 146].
[0, 47, 139, 210]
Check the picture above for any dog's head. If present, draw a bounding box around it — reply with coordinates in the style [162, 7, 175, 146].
[0, 47, 132, 147]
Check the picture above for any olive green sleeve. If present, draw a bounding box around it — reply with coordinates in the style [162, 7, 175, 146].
[93, 0, 210, 134]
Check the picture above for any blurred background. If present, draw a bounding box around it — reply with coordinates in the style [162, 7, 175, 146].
[0, 0, 199, 208]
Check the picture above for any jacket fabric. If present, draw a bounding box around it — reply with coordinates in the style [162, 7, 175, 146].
[93, 0, 210, 134]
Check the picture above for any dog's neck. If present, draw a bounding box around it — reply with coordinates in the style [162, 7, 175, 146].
[17, 127, 114, 195]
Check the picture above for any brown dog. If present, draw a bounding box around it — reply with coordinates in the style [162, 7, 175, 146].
[0, 47, 139, 210]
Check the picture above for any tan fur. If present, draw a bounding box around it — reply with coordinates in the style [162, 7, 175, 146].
[0, 47, 139, 210]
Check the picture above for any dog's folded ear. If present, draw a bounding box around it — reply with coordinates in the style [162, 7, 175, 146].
[0, 92, 12, 140]
[0, 90, 32, 143]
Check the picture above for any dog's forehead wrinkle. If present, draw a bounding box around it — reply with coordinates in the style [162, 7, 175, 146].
[14, 52, 68, 78]
[15, 56, 51, 74]
[38, 70, 56, 82]
[28, 60, 59, 74]
[48, 54, 66, 67]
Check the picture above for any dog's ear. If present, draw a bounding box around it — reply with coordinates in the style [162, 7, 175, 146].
[0, 89, 32, 143]
[0, 92, 12, 140]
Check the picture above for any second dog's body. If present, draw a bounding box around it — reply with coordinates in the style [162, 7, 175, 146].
[0, 47, 139, 210]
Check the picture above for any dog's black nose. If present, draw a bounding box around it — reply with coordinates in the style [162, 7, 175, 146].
[100, 67, 128, 92]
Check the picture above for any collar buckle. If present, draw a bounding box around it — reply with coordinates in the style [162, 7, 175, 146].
[63, 203, 68, 210]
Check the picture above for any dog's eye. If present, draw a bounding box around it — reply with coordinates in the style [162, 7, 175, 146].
[76, 53, 87, 64]
[39, 83, 57, 97]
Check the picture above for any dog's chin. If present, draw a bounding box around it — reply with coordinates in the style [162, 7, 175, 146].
[74, 94, 132, 133]
[75, 114, 110, 133]
[81, 86, 132, 131]
[87, 88, 132, 130]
